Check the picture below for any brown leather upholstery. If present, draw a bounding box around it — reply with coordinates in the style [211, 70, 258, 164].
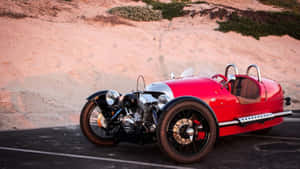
[231, 77, 260, 104]
[236, 96, 261, 104]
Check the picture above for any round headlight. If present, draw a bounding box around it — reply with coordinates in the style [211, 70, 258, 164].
[106, 90, 120, 106]
[158, 94, 169, 104]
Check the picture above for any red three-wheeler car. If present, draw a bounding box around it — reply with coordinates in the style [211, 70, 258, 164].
[80, 64, 292, 163]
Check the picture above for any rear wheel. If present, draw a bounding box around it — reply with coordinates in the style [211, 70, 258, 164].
[157, 101, 217, 163]
[80, 101, 117, 146]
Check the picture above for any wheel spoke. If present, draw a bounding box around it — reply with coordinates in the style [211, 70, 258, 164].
[90, 118, 98, 123]
[166, 108, 210, 156]
[90, 122, 98, 126]
[192, 140, 198, 153]
[87, 104, 115, 139]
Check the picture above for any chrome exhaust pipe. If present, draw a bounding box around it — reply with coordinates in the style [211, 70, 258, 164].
[219, 111, 293, 127]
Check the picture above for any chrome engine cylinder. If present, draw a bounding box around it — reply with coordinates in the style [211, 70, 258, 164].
[121, 115, 135, 133]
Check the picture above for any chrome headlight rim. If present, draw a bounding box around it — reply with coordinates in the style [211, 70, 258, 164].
[158, 94, 171, 109]
[105, 90, 120, 106]
[158, 94, 170, 104]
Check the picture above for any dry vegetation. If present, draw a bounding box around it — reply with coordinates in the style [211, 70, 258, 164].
[84, 15, 134, 26]
[0, 8, 27, 19]
[108, 6, 162, 21]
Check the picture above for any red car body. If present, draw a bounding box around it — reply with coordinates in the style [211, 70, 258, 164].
[80, 64, 292, 163]
[165, 75, 284, 137]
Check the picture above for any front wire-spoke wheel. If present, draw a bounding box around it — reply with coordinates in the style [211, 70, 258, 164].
[157, 101, 217, 163]
[80, 101, 117, 145]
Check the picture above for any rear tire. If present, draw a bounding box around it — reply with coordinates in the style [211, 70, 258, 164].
[157, 101, 217, 163]
[80, 101, 116, 146]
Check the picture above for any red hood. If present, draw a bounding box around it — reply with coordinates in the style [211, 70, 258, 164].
[165, 77, 223, 103]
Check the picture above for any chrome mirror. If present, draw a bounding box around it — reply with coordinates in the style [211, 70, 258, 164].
[170, 72, 175, 79]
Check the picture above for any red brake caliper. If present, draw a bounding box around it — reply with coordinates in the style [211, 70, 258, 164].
[193, 120, 205, 140]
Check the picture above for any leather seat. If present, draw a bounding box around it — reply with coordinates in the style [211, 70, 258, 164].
[236, 96, 260, 104]
[231, 77, 260, 104]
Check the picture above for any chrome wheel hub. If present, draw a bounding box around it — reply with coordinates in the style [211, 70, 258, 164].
[172, 118, 193, 145]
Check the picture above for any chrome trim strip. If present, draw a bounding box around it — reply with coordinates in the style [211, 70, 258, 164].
[238, 113, 274, 124]
[219, 111, 293, 127]
[273, 111, 293, 117]
[218, 121, 239, 127]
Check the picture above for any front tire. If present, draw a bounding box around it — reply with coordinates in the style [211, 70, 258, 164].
[157, 101, 217, 163]
[80, 101, 116, 146]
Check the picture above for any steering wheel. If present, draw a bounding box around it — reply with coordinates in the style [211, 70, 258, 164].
[211, 74, 231, 92]
[212, 74, 227, 81]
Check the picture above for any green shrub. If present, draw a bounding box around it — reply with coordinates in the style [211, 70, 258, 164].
[142, 0, 186, 20]
[258, 0, 300, 13]
[191, 1, 208, 4]
[108, 6, 162, 21]
[109, 0, 190, 21]
[216, 11, 300, 40]
[87, 15, 134, 26]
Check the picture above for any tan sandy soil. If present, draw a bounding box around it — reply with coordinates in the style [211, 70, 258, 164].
[202, 0, 281, 11]
[0, 0, 299, 130]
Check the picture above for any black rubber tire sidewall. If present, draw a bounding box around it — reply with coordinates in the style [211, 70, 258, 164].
[157, 101, 217, 163]
[80, 101, 116, 146]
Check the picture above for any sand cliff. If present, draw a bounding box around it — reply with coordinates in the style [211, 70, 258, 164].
[0, 0, 299, 130]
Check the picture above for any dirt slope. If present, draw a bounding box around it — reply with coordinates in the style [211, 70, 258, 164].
[0, 0, 299, 130]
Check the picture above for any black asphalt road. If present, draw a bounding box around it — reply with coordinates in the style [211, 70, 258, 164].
[0, 117, 300, 169]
